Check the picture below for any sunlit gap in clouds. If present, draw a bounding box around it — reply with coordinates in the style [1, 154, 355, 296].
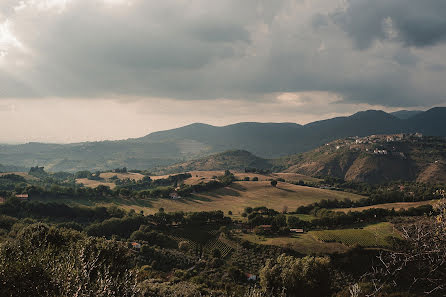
[0, 20, 23, 55]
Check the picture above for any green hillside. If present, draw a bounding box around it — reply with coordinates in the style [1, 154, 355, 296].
[153, 150, 273, 174]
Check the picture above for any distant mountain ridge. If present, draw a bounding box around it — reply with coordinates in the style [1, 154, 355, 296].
[0, 107, 445, 172]
[139, 107, 446, 156]
[390, 110, 423, 119]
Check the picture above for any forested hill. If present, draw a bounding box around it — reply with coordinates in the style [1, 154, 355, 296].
[0, 107, 445, 172]
[153, 150, 274, 175]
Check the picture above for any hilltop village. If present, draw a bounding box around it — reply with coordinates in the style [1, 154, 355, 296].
[326, 133, 425, 157]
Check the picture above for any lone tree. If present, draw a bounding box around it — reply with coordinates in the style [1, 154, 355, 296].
[270, 180, 278, 187]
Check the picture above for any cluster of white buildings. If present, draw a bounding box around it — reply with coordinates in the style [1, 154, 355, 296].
[354, 133, 423, 145]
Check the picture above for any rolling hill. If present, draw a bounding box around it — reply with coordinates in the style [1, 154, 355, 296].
[67, 180, 365, 215]
[153, 150, 274, 174]
[282, 135, 446, 184]
[0, 107, 445, 172]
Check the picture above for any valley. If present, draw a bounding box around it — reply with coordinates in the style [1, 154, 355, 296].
[1, 120, 445, 297]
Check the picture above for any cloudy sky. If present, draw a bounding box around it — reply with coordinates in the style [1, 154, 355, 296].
[0, 0, 445, 143]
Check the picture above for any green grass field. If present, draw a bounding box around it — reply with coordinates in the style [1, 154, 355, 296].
[238, 222, 400, 254]
[238, 232, 349, 254]
[310, 222, 399, 247]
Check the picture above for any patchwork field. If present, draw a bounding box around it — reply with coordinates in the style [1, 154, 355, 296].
[75, 171, 322, 189]
[48, 178, 366, 217]
[88, 180, 365, 215]
[76, 178, 117, 189]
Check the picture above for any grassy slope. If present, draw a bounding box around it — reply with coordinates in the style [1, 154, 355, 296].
[239, 222, 399, 254]
[283, 137, 446, 183]
[153, 150, 273, 174]
[239, 233, 349, 255]
[76, 172, 146, 189]
[88, 181, 365, 215]
[75, 171, 321, 189]
[333, 200, 438, 212]
[40, 177, 364, 216]
[310, 222, 399, 247]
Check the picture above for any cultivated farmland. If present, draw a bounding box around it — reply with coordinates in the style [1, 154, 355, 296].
[310, 222, 399, 247]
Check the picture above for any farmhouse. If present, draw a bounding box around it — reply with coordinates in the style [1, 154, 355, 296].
[245, 273, 257, 281]
[131, 242, 141, 250]
[15, 194, 29, 200]
[169, 192, 181, 199]
[290, 228, 304, 233]
[258, 225, 272, 230]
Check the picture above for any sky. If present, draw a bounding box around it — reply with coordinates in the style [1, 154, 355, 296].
[0, 0, 445, 143]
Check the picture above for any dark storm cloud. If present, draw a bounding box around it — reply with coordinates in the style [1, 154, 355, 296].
[0, 0, 445, 109]
[334, 0, 446, 49]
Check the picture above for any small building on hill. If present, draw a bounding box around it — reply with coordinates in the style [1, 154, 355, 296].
[245, 273, 257, 281]
[131, 242, 141, 250]
[15, 194, 29, 200]
[258, 225, 272, 230]
[169, 192, 181, 199]
[290, 228, 304, 233]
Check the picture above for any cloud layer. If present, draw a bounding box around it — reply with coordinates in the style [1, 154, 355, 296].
[0, 0, 445, 142]
[334, 0, 446, 49]
[1, 0, 446, 105]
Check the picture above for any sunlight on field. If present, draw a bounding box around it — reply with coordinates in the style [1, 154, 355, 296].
[238, 232, 349, 254]
[310, 222, 399, 247]
[238, 222, 400, 254]
[136, 181, 364, 214]
[100, 172, 145, 181]
[76, 178, 117, 189]
[334, 200, 438, 212]
[60, 179, 365, 216]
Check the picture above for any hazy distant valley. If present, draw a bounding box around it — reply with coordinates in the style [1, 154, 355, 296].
[1, 107, 445, 173]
